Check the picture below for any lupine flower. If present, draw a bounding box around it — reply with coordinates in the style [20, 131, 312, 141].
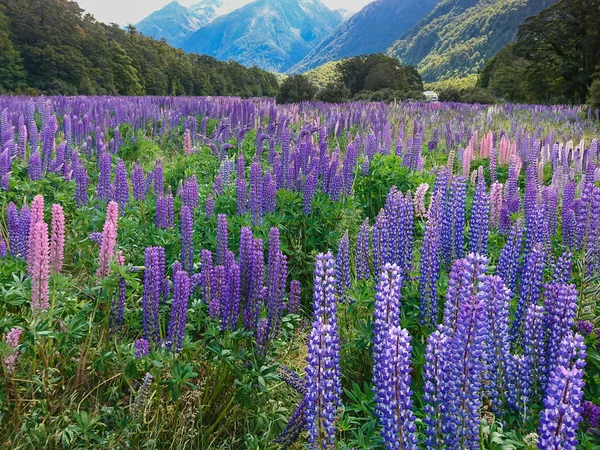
[0, 238, 6, 258]
[28, 150, 42, 181]
[483, 275, 512, 413]
[468, 167, 490, 255]
[249, 159, 263, 226]
[423, 329, 448, 449]
[543, 283, 578, 390]
[236, 153, 247, 215]
[266, 228, 286, 338]
[443, 294, 488, 450]
[374, 325, 418, 450]
[75, 164, 89, 207]
[8, 202, 30, 258]
[335, 231, 351, 303]
[288, 280, 301, 314]
[114, 159, 129, 214]
[576, 320, 594, 336]
[135, 339, 150, 358]
[276, 398, 307, 447]
[521, 303, 546, 410]
[413, 183, 429, 218]
[356, 218, 371, 281]
[181, 176, 199, 209]
[27, 194, 45, 274]
[2, 327, 22, 374]
[205, 194, 214, 217]
[553, 251, 573, 284]
[180, 206, 194, 273]
[153, 159, 164, 196]
[155, 193, 174, 229]
[132, 372, 154, 420]
[222, 262, 241, 331]
[132, 161, 145, 201]
[582, 401, 600, 432]
[489, 182, 504, 228]
[200, 249, 213, 304]
[184, 129, 191, 155]
[262, 171, 277, 214]
[244, 238, 264, 330]
[166, 270, 191, 352]
[30, 220, 50, 311]
[209, 265, 225, 322]
[49, 204, 65, 274]
[441, 176, 467, 266]
[214, 214, 227, 266]
[97, 151, 112, 201]
[212, 172, 223, 196]
[96, 201, 119, 278]
[538, 333, 586, 450]
[142, 246, 166, 343]
[512, 243, 545, 346]
[255, 317, 269, 360]
[497, 219, 523, 294]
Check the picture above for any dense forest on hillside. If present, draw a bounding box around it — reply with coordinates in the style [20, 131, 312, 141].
[388, 0, 558, 82]
[478, 0, 600, 106]
[0, 0, 279, 97]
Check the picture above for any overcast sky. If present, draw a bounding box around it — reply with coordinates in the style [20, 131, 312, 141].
[76, 0, 375, 26]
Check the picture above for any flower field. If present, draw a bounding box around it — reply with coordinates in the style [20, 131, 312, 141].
[0, 96, 599, 449]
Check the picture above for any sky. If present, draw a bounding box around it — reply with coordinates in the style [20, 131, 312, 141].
[76, 0, 375, 26]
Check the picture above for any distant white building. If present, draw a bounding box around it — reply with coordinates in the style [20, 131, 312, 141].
[423, 90, 439, 102]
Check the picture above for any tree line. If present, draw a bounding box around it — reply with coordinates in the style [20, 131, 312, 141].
[0, 0, 279, 97]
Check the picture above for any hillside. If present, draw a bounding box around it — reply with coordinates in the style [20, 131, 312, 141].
[478, 0, 600, 105]
[182, 0, 342, 72]
[0, 0, 279, 96]
[388, 0, 559, 82]
[289, 0, 439, 74]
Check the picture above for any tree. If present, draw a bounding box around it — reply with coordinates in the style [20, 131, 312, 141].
[317, 82, 350, 103]
[588, 78, 600, 112]
[276, 75, 317, 104]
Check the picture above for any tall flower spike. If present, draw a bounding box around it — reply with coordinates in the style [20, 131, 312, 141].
[166, 270, 191, 352]
[114, 158, 129, 214]
[356, 217, 371, 281]
[538, 333, 586, 450]
[27, 194, 45, 274]
[423, 329, 449, 449]
[419, 193, 442, 327]
[468, 167, 490, 255]
[180, 205, 194, 273]
[497, 219, 523, 294]
[142, 246, 166, 343]
[49, 204, 65, 274]
[375, 325, 418, 450]
[30, 220, 50, 311]
[96, 201, 119, 279]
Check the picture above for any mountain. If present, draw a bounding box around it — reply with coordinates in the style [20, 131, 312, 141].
[136, 0, 247, 47]
[135, 1, 206, 46]
[182, 0, 343, 72]
[289, 0, 439, 74]
[388, 0, 560, 82]
[0, 0, 279, 96]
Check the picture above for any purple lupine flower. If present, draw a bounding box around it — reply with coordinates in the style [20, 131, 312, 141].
[562, 181, 576, 248]
[166, 270, 191, 352]
[200, 249, 213, 304]
[0, 238, 6, 257]
[468, 167, 490, 255]
[552, 251, 573, 284]
[249, 159, 263, 226]
[419, 193, 442, 327]
[255, 317, 269, 360]
[506, 156, 521, 215]
[373, 264, 403, 400]
[373, 209, 389, 280]
[262, 171, 277, 214]
[335, 231, 351, 303]
[153, 160, 164, 196]
[209, 265, 225, 322]
[582, 401, 600, 432]
[543, 283, 578, 390]
[236, 152, 247, 215]
[423, 329, 448, 449]
[576, 320, 594, 336]
[244, 238, 264, 331]
[239, 226, 253, 298]
[542, 186, 559, 237]
[75, 164, 89, 207]
[135, 339, 150, 358]
[512, 243, 545, 347]
[28, 150, 42, 181]
[443, 294, 488, 449]
[180, 205, 194, 273]
[483, 275, 512, 413]
[521, 303, 546, 411]
[114, 159, 129, 214]
[216, 214, 228, 266]
[276, 398, 307, 447]
[538, 333, 586, 450]
[132, 372, 154, 420]
[155, 193, 174, 229]
[8, 203, 30, 259]
[523, 164, 540, 253]
[132, 161, 145, 201]
[205, 194, 214, 217]
[441, 176, 467, 266]
[288, 280, 301, 314]
[212, 172, 223, 197]
[181, 176, 199, 209]
[374, 325, 418, 449]
[142, 246, 166, 343]
[497, 219, 523, 294]
[305, 320, 341, 449]
[97, 151, 112, 201]
[356, 218, 371, 280]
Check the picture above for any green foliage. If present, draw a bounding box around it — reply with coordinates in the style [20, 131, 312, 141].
[276, 74, 318, 104]
[316, 82, 351, 103]
[479, 0, 600, 105]
[439, 86, 497, 104]
[389, 0, 559, 82]
[0, 0, 279, 96]
[588, 78, 600, 112]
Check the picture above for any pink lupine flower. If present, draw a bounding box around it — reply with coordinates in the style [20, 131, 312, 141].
[5, 327, 22, 347]
[27, 194, 45, 274]
[490, 182, 504, 228]
[414, 183, 429, 218]
[30, 220, 50, 311]
[50, 204, 65, 273]
[184, 129, 191, 155]
[96, 201, 119, 278]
